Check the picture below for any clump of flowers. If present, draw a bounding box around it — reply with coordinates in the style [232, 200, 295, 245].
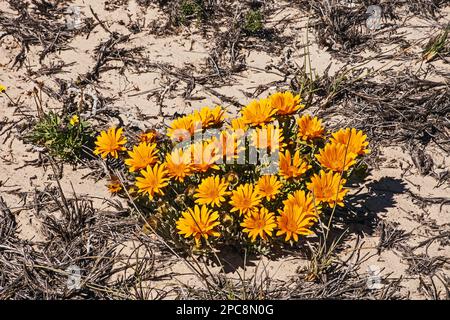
[93, 92, 369, 250]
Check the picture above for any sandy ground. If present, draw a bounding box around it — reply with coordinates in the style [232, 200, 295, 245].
[0, 0, 449, 299]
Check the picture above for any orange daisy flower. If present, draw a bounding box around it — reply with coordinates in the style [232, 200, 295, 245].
[297, 115, 325, 141]
[250, 124, 285, 152]
[229, 183, 262, 215]
[135, 163, 170, 200]
[241, 207, 277, 242]
[190, 140, 220, 173]
[194, 176, 229, 207]
[167, 115, 197, 142]
[330, 128, 369, 155]
[257, 175, 282, 201]
[282, 190, 319, 215]
[269, 91, 304, 115]
[94, 127, 127, 158]
[192, 106, 227, 128]
[165, 147, 192, 182]
[211, 130, 244, 162]
[315, 142, 357, 172]
[306, 170, 348, 208]
[279, 149, 311, 179]
[124, 142, 158, 172]
[241, 98, 277, 126]
[176, 205, 220, 247]
[276, 204, 319, 242]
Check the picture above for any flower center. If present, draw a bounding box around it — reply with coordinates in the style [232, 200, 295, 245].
[254, 219, 265, 230]
[240, 197, 252, 208]
[263, 185, 274, 195]
[286, 219, 298, 232]
[108, 140, 119, 151]
[208, 188, 219, 200]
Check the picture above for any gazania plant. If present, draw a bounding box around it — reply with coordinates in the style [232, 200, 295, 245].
[93, 92, 369, 252]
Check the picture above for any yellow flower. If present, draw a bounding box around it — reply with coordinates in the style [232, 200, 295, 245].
[330, 128, 370, 155]
[250, 124, 285, 152]
[282, 190, 319, 216]
[165, 148, 192, 182]
[276, 203, 319, 242]
[194, 176, 229, 207]
[269, 92, 304, 115]
[212, 130, 244, 161]
[257, 175, 282, 201]
[279, 149, 311, 179]
[166, 115, 197, 142]
[192, 106, 227, 128]
[139, 130, 158, 143]
[94, 127, 127, 159]
[241, 98, 277, 126]
[176, 205, 220, 246]
[0, 84, 6, 93]
[190, 140, 220, 173]
[241, 207, 277, 242]
[135, 163, 169, 200]
[229, 183, 262, 215]
[316, 142, 357, 172]
[69, 115, 79, 126]
[297, 114, 325, 141]
[124, 142, 158, 172]
[229, 117, 248, 133]
[107, 177, 122, 195]
[306, 170, 348, 208]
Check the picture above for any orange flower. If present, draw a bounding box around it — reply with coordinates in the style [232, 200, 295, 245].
[282, 190, 319, 215]
[124, 142, 158, 172]
[135, 163, 170, 200]
[192, 106, 227, 128]
[315, 143, 357, 172]
[94, 127, 127, 158]
[166, 115, 197, 142]
[269, 92, 304, 115]
[257, 175, 282, 201]
[194, 176, 229, 207]
[241, 207, 276, 242]
[176, 205, 220, 246]
[229, 117, 248, 133]
[165, 148, 192, 182]
[330, 128, 369, 155]
[139, 130, 158, 143]
[190, 140, 220, 173]
[279, 149, 311, 179]
[297, 115, 325, 141]
[306, 170, 348, 208]
[229, 183, 262, 215]
[107, 177, 122, 195]
[276, 204, 319, 242]
[241, 98, 277, 126]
